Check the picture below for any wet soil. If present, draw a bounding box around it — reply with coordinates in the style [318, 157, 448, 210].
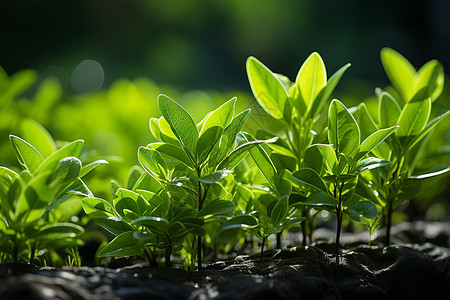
[1, 221, 449, 300]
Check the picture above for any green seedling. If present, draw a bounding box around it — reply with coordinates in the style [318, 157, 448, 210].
[354, 48, 450, 246]
[246, 53, 350, 245]
[0, 119, 106, 264]
[287, 99, 398, 256]
[124, 94, 275, 269]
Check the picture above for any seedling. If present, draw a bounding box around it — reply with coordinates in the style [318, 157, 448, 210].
[0, 119, 106, 264]
[288, 99, 398, 256]
[354, 48, 450, 246]
[246, 53, 350, 245]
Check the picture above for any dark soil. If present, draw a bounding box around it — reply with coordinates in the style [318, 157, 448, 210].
[1, 221, 449, 300]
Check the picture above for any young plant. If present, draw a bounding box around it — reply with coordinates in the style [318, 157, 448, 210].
[354, 48, 450, 246]
[288, 99, 398, 256]
[246, 53, 350, 245]
[0, 119, 106, 264]
[137, 94, 275, 269]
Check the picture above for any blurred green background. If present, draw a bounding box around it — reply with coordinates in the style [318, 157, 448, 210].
[0, 0, 449, 219]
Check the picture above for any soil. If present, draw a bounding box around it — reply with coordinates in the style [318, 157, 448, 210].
[1, 221, 449, 300]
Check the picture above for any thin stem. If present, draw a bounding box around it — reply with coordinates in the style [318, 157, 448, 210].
[276, 232, 282, 249]
[260, 236, 266, 260]
[334, 183, 343, 261]
[196, 167, 203, 271]
[144, 249, 157, 268]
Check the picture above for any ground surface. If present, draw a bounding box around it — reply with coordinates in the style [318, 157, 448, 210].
[1, 221, 449, 300]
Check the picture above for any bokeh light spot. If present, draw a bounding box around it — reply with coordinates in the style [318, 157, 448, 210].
[71, 60, 104, 94]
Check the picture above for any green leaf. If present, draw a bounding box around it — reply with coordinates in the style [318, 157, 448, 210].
[199, 97, 236, 134]
[197, 199, 235, 218]
[36, 222, 84, 241]
[218, 136, 278, 170]
[132, 216, 168, 234]
[147, 142, 193, 168]
[407, 110, 449, 150]
[97, 231, 142, 257]
[345, 201, 378, 221]
[246, 56, 288, 119]
[80, 159, 108, 178]
[34, 140, 84, 174]
[21, 119, 57, 158]
[380, 47, 416, 102]
[352, 157, 391, 175]
[138, 146, 167, 180]
[158, 94, 198, 161]
[397, 97, 431, 148]
[82, 197, 116, 218]
[217, 214, 258, 233]
[328, 100, 360, 158]
[302, 190, 338, 207]
[9, 135, 44, 173]
[303, 144, 337, 175]
[240, 133, 278, 191]
[295, 52, 327, 111]
[417, 60, 444, 102]
[291, 168, 327, 193]
[308, 63, 351, 119]
[379, 91, 402, 128]
[356, 126, 399, 162]
[408, 165, 450, 180]
[197, 170, 232, 184]
[270, 195, 289, 226]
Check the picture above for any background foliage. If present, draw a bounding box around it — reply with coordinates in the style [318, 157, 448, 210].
[1, 0, 449, 224]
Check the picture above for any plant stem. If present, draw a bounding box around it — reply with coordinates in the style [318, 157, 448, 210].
[260, 236, 266, 260]
[165, 240, 172, 268]
[144, 249, 157, 268]
[30, 242, 37, 264]
[334, 183, 343, 260]
[276, 232, 282, 249]
[385, 197, 393, 246]
[197, 167, 203, 271]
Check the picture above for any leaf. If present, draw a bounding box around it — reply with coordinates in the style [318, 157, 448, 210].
[417, 60, 444, 102]
[308, 63, 351, 119]
[80, 159, 108, 178]
[197, 170, 233, 184]
[270, 195, 289, 226]
[328, 100, 360, 158]
[9, 135, 43, 173]
[295, 52, 327, 111]
[355, 126, 399, 162]
[197, 199, 235, 218]
[158, 94, 198, 161]
[218, 136, 278, 170]
[246, 56, 288, 119]
[199, 97, 236, 134]
[408, 165, 450, 180]
[302, 190, 338, 207]
[217, 214, 258, 233]
[380, 47, 416, 102]
[34, 140, 84, 174]
[291, 168, 328, 193]
[51, 157, 82, 194]
[138, 146, 167, 180]
[132, 216, 168, 234]
[239, 133, 278, 191]
[82, 197, 116, 218]
[378, 92, 402, 128]
[345, 201, 378, 221]
[97, 231, 142, 257]
[303, 144, 337, 175]
[397, 97, 431, 148]
[20, 119, 57, 159]
[352, 157, 391, 175]
[407, 110, 449, 150]
[147, 142, 193, 168]
[36, 222, 84, 241]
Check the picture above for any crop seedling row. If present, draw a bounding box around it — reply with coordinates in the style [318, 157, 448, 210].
[0, 48, 448, 270]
